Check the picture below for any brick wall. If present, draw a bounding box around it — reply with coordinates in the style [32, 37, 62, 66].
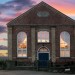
[11, 25, 75, 62]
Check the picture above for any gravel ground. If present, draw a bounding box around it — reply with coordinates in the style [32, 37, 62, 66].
[0, 70, 74, 75]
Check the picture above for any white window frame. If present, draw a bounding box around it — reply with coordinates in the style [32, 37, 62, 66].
[37, 31, 49, 43]
[17, 32, 27, 58]
[60, 31, 70, 57]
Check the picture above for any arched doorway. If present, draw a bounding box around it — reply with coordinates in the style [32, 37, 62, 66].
[37, 46, 50, 68]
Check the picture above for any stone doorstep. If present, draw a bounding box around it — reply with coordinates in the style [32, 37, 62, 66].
[16, 66, 34, 68]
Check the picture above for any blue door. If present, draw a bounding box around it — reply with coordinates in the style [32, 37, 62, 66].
[38, 53, 49, 68]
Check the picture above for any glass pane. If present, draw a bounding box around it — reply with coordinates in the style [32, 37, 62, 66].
[17, 32, 27, 49]
[65, 51, 70, 57]
[38, 31, 49, 43]
[60, 50, 65, 57]
[23, 50, 27, 57]
[60, 31, 70, 49]
[17, 50, 22, 57]
[18, 54, 22, 57]
[60, 50, 70, 57]
[18, 50, 22, 53]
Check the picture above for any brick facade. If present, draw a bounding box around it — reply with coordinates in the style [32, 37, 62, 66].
[7, 2, 75, 63]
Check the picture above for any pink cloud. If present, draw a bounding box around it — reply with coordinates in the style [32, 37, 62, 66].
[45, 0, 75, 15]
[14, 6, 30, 16]
[0, 13, 15, 25]
[0, 22, 8, 26]
[0, 6, 30, 26]
[34, 0, 75, 15]
[0, 0, 75, 27]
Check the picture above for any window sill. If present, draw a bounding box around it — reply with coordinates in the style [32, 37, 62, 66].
[59, 57, 71, 59]
[37, 42, 50, 44]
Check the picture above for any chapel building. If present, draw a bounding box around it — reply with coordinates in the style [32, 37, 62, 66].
[7, 1, 75, 64]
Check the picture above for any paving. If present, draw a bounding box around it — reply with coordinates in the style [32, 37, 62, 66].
[0, 70, 74, 75]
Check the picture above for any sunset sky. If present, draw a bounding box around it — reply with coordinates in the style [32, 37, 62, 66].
[0, 0, 75, 51]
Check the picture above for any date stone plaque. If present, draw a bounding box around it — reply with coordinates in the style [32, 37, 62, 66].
[37, 11, 49, 17]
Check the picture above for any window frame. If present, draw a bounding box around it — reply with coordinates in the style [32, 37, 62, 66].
[60, 31, 70, 57]
[17, 32, 27, 58]
[37, 30, 50, 43]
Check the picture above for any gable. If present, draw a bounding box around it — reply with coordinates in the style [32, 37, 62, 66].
[7, 1, 75, 26]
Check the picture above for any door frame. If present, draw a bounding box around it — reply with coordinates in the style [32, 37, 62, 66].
[37, 46, 50, 60]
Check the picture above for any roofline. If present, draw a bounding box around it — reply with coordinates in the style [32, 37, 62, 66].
[7, 24, 75, 27]
[7, 1, 75, 26]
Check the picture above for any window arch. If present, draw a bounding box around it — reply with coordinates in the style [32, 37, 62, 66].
[38, 46, 49, 52]
[17, 32, 27, 57]
[38, 31, 49, 43]
[60, 31, 70, 57]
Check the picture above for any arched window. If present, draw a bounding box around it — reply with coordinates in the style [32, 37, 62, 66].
[38, 31, 49, 43]
[17, 32, 27, 57]
[60, 31, 70, 57]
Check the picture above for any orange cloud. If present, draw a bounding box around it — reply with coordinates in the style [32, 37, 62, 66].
[44, 0, 75, 15]
[51, 4, 75, 15]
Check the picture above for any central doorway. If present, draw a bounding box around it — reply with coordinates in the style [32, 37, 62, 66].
[39, 53, 49, 60]
[37, 46, 50, 68]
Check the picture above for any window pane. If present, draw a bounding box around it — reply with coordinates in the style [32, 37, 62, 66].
[65, 51, 70, 57]
[60, 32, 70, 49]
[60, 50, 65, 57]
[60, 31, 70, 57]
[38, 31, 49, 43]
[17, 50, 22, 57]
[23, 50, 27, 57]
[60, 51, 70, 57]
[17, 32, 27, 57]
[17, 32, 27, 49]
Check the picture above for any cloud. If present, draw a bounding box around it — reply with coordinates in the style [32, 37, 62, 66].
[0, 0, 75, 25]
[0, 12, 1, 15]
[8, 0, 35, 6]
[0, 4, 14, 12]
[0, 17, 13, 22]
[0, 26, 7, 33]
[0, 0, 35, 12]
[69, 15, 75, 20]
[0, 0, 35, 26]
[63, 0, 75, 5]
[0, 45, 8, 50]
